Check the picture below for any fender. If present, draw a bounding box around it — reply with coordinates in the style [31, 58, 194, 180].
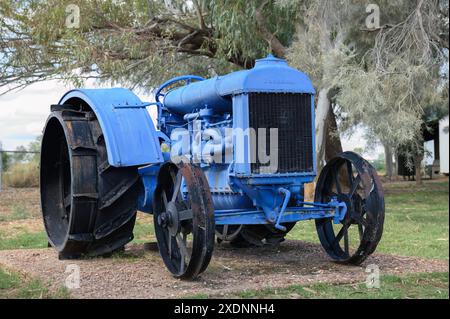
[58, 88, 163, 167]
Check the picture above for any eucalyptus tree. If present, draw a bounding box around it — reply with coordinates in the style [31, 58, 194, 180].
[285, 0, 361, 170]
[285, 0, 448, 181]
[334, 0, 449, 183]
[0, 0, 297, 93]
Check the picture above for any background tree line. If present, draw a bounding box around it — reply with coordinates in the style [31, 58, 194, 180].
[0, 137, 41, 187]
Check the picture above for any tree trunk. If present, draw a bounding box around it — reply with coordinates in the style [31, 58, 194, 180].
[306, 88, 343, 199]
[394, 149, 399, 178]
[384, 143, 394, 181]
[315, 88, 343, 172]
[413, 152, 423, 185]
[315, 88, 331, 171]
[325, 103, 343, 161]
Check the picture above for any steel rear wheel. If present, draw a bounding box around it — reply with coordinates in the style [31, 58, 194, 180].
[154, 163, 215, 279]
[40, 104, 140, 259]
[315, 151, 385, 265]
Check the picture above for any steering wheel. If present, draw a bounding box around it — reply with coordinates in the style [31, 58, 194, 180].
[155, 75, 205, 104]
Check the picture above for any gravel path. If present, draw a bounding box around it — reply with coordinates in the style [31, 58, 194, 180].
[0, 240, 447, 298]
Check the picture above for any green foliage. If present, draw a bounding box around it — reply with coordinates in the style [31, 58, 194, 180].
[0, 136, 41, 176]
[210, 0, 296, 62]
[287, 0, 448, 155]
[352, 147, 365, 155]
[335, 60, 447, 148]
[369, 153, 385, 172]
[0, 0, 298, 93]
[1, 151, 11, 171]
[1, 136, 40, 187]
[26, 136, 42, 163]
[10, 145, 27, 163]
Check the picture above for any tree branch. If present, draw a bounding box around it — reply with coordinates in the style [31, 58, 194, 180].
[192, 0, 207, 30]
[255, 0, 286, 58]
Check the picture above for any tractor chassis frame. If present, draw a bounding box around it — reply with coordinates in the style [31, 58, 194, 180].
[214, 199, 347, 228]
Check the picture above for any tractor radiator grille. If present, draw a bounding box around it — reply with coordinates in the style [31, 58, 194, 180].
[248, 93, 314, 174]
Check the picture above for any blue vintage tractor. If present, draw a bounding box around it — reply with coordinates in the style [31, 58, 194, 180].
[40, 55, 384, 279]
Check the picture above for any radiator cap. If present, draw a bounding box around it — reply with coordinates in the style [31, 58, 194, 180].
[254, 54, 288, 67]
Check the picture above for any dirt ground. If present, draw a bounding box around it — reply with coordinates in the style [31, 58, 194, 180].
[0, 183, 448, 298]
[0, 241, 447, 299]
[0, 187, 41, 218]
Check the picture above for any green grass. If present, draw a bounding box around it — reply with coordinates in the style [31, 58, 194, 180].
[222, 272, 449, 299]
[186, 293, 209, 299]
[0, 204, 32, 222]
[0, 266, 70, 299]
[0, 214, 155, 252]
[0, 231, 48, 250]
[287, 181, 449, 260]
[131, 215, 155, 244]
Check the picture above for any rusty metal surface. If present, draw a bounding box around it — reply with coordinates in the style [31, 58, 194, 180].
[314, 151, 385, 265]
[153, 162, 215, 279]
[40, 108, 139, 259]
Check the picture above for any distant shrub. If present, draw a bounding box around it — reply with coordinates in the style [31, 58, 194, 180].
[369, 157, 386, 172]
[4, 162, 39, 188]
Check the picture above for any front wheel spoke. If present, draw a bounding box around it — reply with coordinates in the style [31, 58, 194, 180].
[353, 214, 368, 227]
[162, 190, 168, 208]
[361, 201, 367, 216]
[349, 175, 361, 197]
[168, 234, 172, 257]
[171, 171, 182, 202]
[358, 223, 364, 241]
[180, 257, 185, 273]
[63, 194, 71, 209]
[178, 209, 193, 221]
[222, 225, 229, 239]
[344, 229, 349, 254]
[346, 161, 354, 186]
[334, 223, 349, 246]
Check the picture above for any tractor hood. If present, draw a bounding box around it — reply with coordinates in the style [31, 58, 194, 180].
[163, 55, 315, 114]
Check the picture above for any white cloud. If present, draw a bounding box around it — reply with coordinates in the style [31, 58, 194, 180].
[0, 80, 72, 150]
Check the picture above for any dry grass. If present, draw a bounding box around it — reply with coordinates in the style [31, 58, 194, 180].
[4, 162, 39, 188]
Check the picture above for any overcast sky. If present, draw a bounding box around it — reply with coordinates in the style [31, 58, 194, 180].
[0, 80, 382, 159]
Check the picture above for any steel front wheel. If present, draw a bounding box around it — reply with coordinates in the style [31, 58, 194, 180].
[153, 163, 215, 279]
[315, 151, 385, 265]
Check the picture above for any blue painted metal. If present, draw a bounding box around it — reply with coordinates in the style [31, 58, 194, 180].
[59, 88, 163, 167]
[164, 55, 315, 115]
[275, 188, 291, 231]
[60, 56, 346, 229]
[214, 198, 345, 225]
[231, 94, 251, 176]
[138, 164, 161, 213]
[151, 55, 327, 226]
[155, 75, 205, 105]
